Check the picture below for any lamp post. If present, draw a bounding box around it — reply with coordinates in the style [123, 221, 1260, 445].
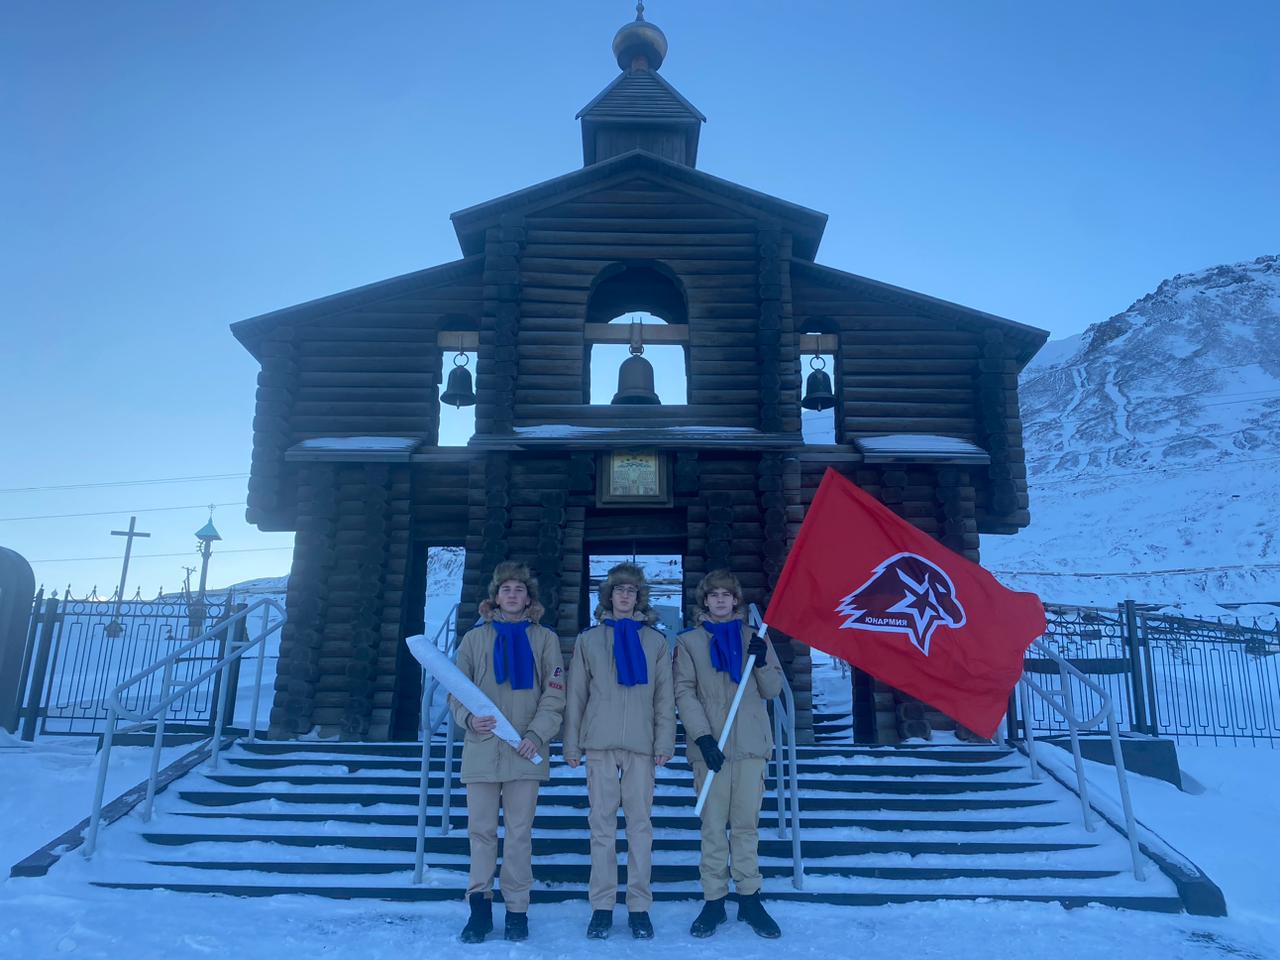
[189, 513, 222, 637]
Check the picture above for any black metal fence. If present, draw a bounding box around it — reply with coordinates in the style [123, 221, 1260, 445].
[1022, 602, 1280, 746]
[17, 587, 261, 738]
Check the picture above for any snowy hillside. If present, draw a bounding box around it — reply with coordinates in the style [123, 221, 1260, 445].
[982, 255, 1280, 612]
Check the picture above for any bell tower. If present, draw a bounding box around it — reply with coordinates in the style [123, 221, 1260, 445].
[577, 3, 706, 167]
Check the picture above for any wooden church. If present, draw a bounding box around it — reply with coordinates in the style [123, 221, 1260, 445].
[231, 11, 1048, 743]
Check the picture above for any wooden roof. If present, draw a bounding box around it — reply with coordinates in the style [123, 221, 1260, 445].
[230, 256, 482, 358]
[450, 149, 828, 259]
[577, 68, 706, 123]
[792, 260, 1050, 367]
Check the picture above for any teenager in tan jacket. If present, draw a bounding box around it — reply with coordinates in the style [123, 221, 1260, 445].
[449, 562, 566, 944]
[562, 562, 675, 940]
[674, 569, 783, 939]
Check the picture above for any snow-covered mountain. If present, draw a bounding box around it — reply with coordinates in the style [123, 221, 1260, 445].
[982, 255, 1280, 614]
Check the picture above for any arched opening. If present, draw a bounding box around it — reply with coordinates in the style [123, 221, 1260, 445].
[800, 318, 839, 444]
[588, 312, 688, 405]
[583, 262, 689, 406]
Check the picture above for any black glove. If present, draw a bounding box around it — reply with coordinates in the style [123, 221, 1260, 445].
[695, 735, 725, 773]
[747, 636, 768, 668]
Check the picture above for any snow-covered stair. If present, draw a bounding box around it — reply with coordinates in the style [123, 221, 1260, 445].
[65, 711, 1185, 911]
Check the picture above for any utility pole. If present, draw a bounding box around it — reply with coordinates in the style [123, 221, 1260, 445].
[106, 516, 150, 637]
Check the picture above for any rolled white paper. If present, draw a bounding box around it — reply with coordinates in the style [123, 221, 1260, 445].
[406, 634, 543, 766]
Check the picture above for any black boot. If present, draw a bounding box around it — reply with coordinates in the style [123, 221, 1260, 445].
[504, 911, 528, 942]
[736, 892, 781, 939]
[459, 893, 493, 944]
[628, 911, 654, 939]
[586, 908, 613, 939]
[689, 897, 727, 938]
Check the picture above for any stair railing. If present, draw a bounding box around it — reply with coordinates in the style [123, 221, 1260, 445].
[84, 597, 286, 858]
[413, 603, 462, 884]
[748, 604, 804, 890]
[1017, 637, 1145, 880]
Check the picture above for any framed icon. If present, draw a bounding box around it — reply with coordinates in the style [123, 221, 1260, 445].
[598, 450, 671, 506]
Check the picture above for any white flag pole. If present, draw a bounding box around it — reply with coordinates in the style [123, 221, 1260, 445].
[694, 619, 769, 817]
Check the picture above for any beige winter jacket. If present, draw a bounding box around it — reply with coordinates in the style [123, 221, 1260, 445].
[562, 619, 676, 762]
[674, 620, 783, 763]
[449, 619, 566, 784]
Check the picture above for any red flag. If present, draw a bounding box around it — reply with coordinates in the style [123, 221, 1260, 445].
[764, 468, 1045, 738]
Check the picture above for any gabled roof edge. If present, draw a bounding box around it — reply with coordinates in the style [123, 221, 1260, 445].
[231, 255, 483, 357]
[794, 260, 1050, 365]
[450, 150, 827, 258]
[575, 68, 706, 122]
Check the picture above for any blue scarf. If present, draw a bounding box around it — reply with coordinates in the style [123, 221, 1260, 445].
[492, 620, 535, 690]
[606, 618, 648, 687]
[705, 620, 743, 684]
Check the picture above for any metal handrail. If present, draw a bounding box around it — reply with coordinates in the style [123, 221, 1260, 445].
[413, 604, 462, 884]
[748, 603, 803, 889]
[84, 597, 286, 857]
[1017, 637, 1145, 880]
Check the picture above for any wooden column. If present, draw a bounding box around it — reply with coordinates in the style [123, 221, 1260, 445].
[475, 215, 525, 435]
[460, 454, 511, 628]
[977, 330, 1029, 525]
[757, 227, 784, 433]
[761, 451, 813, 742]
[937, 466, 980, 561]
[246, 335, 297, 526]
[269, 463, 336, 738]
[369, 465, 412, 740]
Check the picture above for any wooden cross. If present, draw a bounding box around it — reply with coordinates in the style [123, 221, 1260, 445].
[109, 516, 150, 618]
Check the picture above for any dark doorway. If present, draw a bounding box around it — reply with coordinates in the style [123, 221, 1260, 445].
[392, 543, 465, 740]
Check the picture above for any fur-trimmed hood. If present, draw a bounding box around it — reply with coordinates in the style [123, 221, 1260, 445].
[594, 561, 658, 626]
[478, 560, 546, 624]
[691, 568, 744, 624]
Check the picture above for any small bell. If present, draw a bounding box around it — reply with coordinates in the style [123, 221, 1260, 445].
[440, 353, 476, 408]
[612, 354, 660, 404]
[801, 355, 836, 411]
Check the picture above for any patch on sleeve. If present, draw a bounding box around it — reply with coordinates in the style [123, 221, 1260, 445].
[548, 666, 565, 690]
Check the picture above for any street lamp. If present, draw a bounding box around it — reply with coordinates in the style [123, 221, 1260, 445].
[189, 511, 222, 637]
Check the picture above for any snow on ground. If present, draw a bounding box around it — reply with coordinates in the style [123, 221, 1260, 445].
[0, 731, 188, 871]
[2, 892, 1278, 960]
[3, 656, 1279, 957]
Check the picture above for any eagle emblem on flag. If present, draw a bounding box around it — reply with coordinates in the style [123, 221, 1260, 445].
[835, 552, 967, 656]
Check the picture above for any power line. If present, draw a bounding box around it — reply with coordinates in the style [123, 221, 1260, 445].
[0, 473, 249, 495]
[0, 501, 244, 523]
[28, 546, 293, 564]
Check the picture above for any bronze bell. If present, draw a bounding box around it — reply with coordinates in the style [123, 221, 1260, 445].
[612, 353, 660, 404]
[802, 366, 836, 411]
[440, 361, 476, 408]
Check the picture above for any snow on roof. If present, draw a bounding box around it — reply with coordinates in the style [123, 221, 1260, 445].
[295, 437, 420, 451]
[854, 434, 990, 464]
[287, 437, 421, 461]
[511, 424, 761, 438]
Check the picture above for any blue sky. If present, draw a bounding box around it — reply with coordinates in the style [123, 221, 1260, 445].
[1, 1, 1276, 595]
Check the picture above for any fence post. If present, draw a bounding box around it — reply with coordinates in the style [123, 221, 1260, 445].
[10, 588, 43, 732]
[1139, 609, 1159, 736]
[1006, 689, 1020, 744]
[20, 593, 60, 741]
[222, 603, 248, 731]
[1123, 599, 1150, 734]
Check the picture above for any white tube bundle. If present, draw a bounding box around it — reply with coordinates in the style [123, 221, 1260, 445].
[406, 634, 542, 765]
